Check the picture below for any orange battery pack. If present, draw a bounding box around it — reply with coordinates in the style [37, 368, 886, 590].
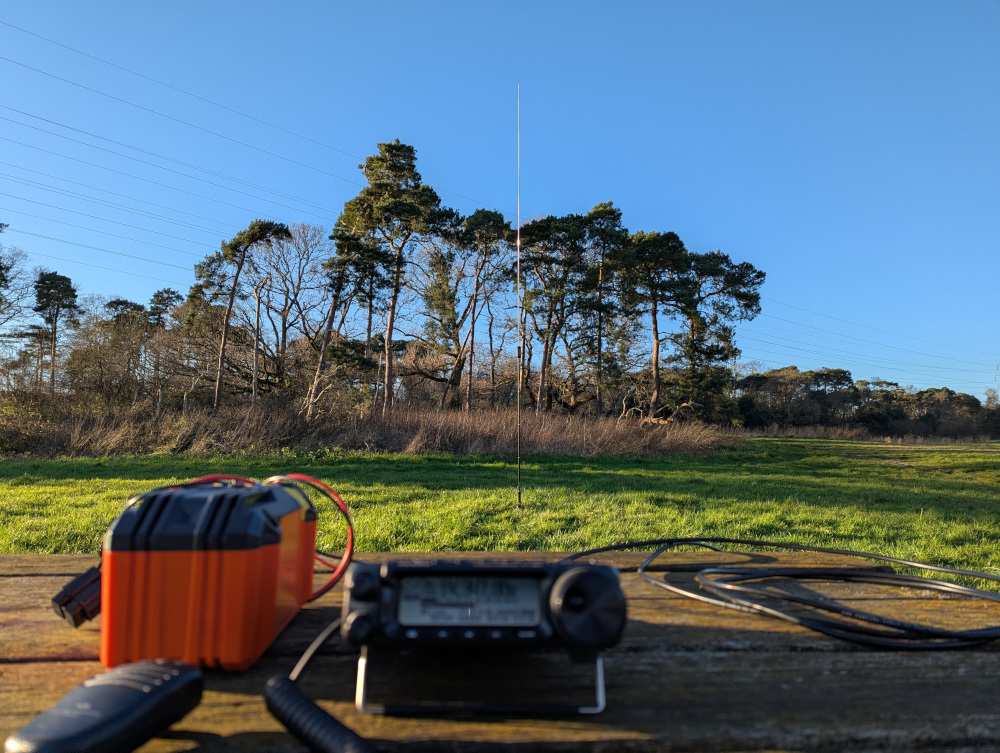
[99, 481, 316, 670]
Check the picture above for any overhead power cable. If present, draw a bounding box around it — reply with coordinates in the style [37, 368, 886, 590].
[0, 20, 362, 157]
[0, 55, 370, 192]
[736, 352, 990, 390]
[0, 206, 204, 257]
[0, 113, 340, 222]
[1, 172, 223, 236]
[2, 106, 345, 215]
[0, 195, 213, 250]
[20, 248, 187, 286]
[741, 323, 995, 372]
[761, 297, 999, 358]
[738, 333, 986, 381]
[755, 313, 996, 367]
[736, 337, 994, 387]
[0, 136, 288, 221]
[7, 228, 191, 270]
[0, 24, 512, 217]
[0, 161, 236, 232]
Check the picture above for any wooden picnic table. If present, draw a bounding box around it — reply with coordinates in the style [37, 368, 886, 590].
[4, 550, 1000, 751]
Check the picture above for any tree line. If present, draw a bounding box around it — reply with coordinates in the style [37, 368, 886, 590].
[1, 142, 996, 438]
[735, 366, 999, 437]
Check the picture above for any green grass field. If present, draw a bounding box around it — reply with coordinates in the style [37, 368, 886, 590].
[2, 439, 999, 575]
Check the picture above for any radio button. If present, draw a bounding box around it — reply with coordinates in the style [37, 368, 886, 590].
[463, 630, 476, 639]
[343, 612, 373, 644]
[516, 629, 537, 639]
[405, 629, 418, 639]
[349, 571, 379, 601]
[436, 629, 449, 639]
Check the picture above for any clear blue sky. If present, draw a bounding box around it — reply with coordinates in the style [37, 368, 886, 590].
[2, 1, 998, 397]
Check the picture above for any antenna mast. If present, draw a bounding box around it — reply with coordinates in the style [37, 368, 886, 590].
[516, 86, 522, 508]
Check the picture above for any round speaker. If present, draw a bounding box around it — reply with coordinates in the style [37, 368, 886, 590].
[548, 566, 626, 650]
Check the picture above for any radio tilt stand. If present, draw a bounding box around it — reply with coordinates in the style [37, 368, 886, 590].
[354, 646, 607, 716]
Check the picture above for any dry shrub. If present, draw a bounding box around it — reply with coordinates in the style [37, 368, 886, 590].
[0, 397, 735, 457]
[880, 434, 993, 446]
[741, 423, 995, 446]
[365, 409, 729, 456]
[746, 424, 872, 441]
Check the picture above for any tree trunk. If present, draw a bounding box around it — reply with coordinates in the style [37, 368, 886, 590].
[382, 249, 404, 417]
[465, 279, 482, 412]
[486, 300, 498, 408]
[465, 316, 475, 412]
[595, 254, 605, 416]
[212, 253, 246, 413]
[364, 280, 374, 360]
[305, 292, 339, 421]
[535, 335, 550, 417]
[34, 338, 43, 394]
[252, 281, 264, 407]
[650, 299, 662, 418]
[686, 314, 698, 400]
[48, 319, 57, 397]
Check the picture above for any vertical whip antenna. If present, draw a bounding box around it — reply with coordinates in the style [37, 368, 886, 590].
[516, 85, 522, 509]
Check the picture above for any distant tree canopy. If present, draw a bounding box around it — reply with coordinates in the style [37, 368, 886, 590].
[0, 143, 994, 439]
[734, 366, 990, 436]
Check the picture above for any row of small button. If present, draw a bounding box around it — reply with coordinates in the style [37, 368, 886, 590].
[399, 627, 540, 641]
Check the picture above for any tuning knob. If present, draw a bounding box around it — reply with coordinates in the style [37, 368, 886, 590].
[549, 566, 626, 652]
[349, 570, 380, 601]
[343, 611, 374, 644]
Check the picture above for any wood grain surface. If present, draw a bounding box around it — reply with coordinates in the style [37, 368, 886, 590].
[4, 551, 1000, 752]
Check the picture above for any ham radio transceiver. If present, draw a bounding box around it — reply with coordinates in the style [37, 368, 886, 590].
[339, 558, 627, 714]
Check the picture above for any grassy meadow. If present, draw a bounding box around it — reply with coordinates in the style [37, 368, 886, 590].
[2, 438, 999, 576]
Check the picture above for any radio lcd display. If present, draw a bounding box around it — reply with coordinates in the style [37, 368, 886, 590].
[397, 575, 541, 627]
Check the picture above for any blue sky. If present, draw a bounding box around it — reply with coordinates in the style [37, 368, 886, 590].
[1, 1, 998, 397]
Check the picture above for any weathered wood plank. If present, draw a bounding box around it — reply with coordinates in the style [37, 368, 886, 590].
[5, 553, 1000, 751]
[6, 650, 1000, 752]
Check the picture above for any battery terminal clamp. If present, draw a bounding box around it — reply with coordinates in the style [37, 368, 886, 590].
[51, 565, 102, 628]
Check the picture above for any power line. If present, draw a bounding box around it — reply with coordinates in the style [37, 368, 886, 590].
[736, 353, 991, 390]
[0, 112, 340, 222]
[0, 20, 361, 158]
[761, 297, 999, 358]
[1, 175, 223, 242]
[0, 21, 514, 218]
[20, 248, 187, 286]
[3, 103, 341, 215]
[0, 205, 205, 257]
[0, 135, 289, 221]
[737, 334, 995, 386]
[0, 195, 213, 250]
[742, 322, 995, 371]
[7, 228, 191, 270]
[755, 313, 995, 367]
[0, 55, 369, 189]
[0, 161, 236, 232]
[2, 105, 345, 214]
[1, 172, 223, 237]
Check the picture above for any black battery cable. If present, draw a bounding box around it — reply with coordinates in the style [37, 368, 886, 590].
[562, 537, 1000, 649]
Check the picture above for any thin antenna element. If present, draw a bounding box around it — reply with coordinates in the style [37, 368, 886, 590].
[516, 86, 522, 509]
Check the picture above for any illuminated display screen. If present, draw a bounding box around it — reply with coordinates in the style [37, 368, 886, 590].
[397, 575, 542, 627]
